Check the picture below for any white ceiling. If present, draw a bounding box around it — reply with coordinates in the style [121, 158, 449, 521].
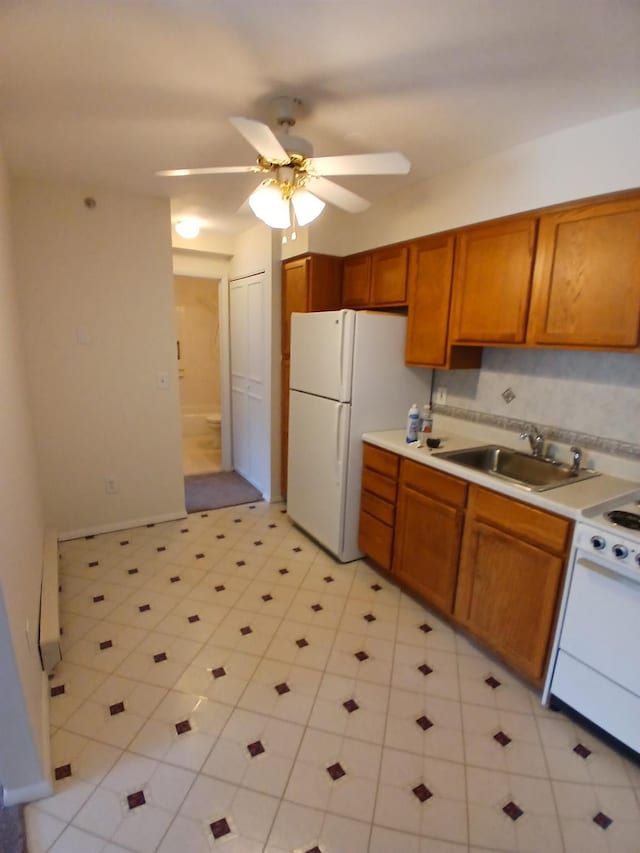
[1, 0, 639, 236]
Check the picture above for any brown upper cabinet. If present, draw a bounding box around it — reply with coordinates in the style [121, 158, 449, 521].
[282, 254, 342, 357]
[405, 233, 482, 369]
[342, 244, 409, 308]
[527, 195, 640, 349]
[449, 216, 538, 345]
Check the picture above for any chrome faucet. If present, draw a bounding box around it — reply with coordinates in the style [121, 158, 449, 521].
[520, 425, 545, 457]
[570, 445, 582, 473]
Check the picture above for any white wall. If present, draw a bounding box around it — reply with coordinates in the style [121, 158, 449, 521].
[0, 147, 50, 803]
[13, 180, 186, 539]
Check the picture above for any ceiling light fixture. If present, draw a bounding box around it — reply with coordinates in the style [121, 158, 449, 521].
[175, 219, 201, 239]
[248, 174, 325, 230]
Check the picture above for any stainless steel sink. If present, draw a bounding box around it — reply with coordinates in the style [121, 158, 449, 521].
[432, 444, 600, 491]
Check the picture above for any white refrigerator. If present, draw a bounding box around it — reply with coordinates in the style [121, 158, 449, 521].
[287, 309, 432, 562]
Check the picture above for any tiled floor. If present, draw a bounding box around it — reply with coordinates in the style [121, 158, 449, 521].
[26, 501, 640, 852]
[183, 435, 222, 476]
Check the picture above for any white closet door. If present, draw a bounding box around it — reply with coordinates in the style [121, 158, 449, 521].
[229, 274, 265, 491]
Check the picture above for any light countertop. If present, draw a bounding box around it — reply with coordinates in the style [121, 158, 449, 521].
[362, 429, 640, 521]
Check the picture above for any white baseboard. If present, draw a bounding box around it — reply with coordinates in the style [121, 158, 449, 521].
[58, 509, 187, 542]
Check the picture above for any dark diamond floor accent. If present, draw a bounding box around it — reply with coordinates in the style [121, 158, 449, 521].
[175, 720, 192, 735]
[156, 546, 166, 552]
[195, 553, 205, 559]
[323, 576, 334, 583]
[127, 791, 146, 810]
[247, 740, 265, 757]
[311, 603, 323, 612]
[99, 640, 113, 650]
[147, 523, 155, 527]
[416, 715, 433, 731]
[419, 623, 433, 633]
[296, 638, 309, 648]
[236, 560, 246, 567]
[240, 626, 252, 635]
[268, 523, 277, 529]
[170, 575, 181, 583]
[120, 540, 129, 546]
[254, 540, 263, 546]
[364, 613, 376, 622]
[93, 595, 104, 603]
[215, 584, 226, 592]
[371, 583, 382, 591]
[305, 848, 322, 853]
[181, 528, 189, 533]
[139, 604, 151, 612]
[485, 676, 501, 689]
[54, 764, 72, 781]
[216, 534, 226, 540]
[412, 783, 432, 802]
[279, 568, 289, 575]
[85, 534, 95, 539]
[593, 812, 612, 829]
[343, 699, 359, 713]
[109, 701, 125, 716]
[262, 594, 273, 602]
[188, 614, 200, 623]
[50, 684, 65, 697]
[355, 651, 369, 661]
[275, 682, 290, 695]
[494, 731, 512, 747]
[234, 518, 242, 523]
[200, 513, 208, 518]
[153, 652, 167, 663]
[88, 561, 99, 567]
[327, 762, 346, 780]
[127, 568, 139, 575]
[212, 667, 226, 679]
[209, 817, 231, 838]
[293, 547, 302, 553]
[418, 663, 433, 676]
[574, 743, 592, 759]
[503, 801, 524, 821]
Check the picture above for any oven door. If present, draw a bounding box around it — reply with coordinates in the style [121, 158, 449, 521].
[559, 554, 640, 696]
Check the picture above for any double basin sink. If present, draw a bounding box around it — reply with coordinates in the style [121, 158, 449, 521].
[433, 444, 599, 492]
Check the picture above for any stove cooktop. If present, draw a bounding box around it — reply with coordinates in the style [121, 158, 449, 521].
[605, 509, 640, 531]
[582, 490, 640, 541]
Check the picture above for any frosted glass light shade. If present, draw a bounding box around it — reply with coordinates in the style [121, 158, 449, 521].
[249, 183, 291, 229]
[291, 189, 325, 226]
[175, 219, 200, 239]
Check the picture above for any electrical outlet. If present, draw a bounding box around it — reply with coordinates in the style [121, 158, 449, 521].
[104, 477, 119, 495]
[434, 387, 448, 405]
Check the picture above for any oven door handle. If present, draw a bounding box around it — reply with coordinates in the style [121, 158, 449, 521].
[576, 556, 640, 587]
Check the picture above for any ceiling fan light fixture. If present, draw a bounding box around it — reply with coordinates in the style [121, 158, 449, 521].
[291, 188, 325, 226]
[175, 219, 201, 239]
[249, 181, 291, 229]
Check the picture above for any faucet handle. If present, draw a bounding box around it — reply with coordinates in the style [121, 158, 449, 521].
[570, 445, 582, 472]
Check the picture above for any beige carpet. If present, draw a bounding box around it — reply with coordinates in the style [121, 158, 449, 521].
[184, 470, 263, 513]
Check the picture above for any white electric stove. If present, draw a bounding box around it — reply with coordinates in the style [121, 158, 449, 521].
[545, 491, 640, 754]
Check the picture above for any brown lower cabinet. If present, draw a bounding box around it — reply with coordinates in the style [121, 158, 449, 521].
[358, 444, 572, 683]
[393, 461, 467, 614]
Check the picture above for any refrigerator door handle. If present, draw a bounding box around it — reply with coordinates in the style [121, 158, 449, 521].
[335, 403, 346, 486]
[338, 311, 346, 399]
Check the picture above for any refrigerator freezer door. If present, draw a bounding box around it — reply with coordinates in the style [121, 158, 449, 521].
[290, 309, 355, 402]
[287, 390, 351, 559]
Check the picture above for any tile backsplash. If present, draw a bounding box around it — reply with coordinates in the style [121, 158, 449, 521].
[434, 348, 640, 450]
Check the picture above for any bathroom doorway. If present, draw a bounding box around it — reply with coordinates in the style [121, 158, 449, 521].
[174, 275, 223, 475]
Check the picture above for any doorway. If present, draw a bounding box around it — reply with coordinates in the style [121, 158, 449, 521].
[173, 275, 223, 475]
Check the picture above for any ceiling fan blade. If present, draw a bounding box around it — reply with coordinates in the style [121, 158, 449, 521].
[307, 177, 371, 213]
[156, 165, 257, 177]
[229, 116, 289, 163]
[308, 152, 410, 176]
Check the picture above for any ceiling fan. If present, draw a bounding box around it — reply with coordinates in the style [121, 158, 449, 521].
[157, 96, 410, 228]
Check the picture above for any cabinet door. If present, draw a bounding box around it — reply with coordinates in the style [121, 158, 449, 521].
[393, 483, 464, 615]
[308, 255, 342, 311]
[528, 196, 640, 348]
[405, 234, 455, 366]
[342, 255, 371, 306]
[455, 519, 563, 682]
[370, 245, 408, 305]
[282, 258, 310, 357]
[450, 217, 537, 344]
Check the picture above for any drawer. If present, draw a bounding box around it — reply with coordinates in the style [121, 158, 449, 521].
[362, 467, 397, 503]
[400, 458, 467, 507]
[363, 444, 399, 480]
[469, 486, 571, 555]
[361, 489, 395, 526]
[359, 511, 393, 571]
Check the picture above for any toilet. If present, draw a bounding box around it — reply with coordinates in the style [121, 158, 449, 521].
[205, 413, 221, 449]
